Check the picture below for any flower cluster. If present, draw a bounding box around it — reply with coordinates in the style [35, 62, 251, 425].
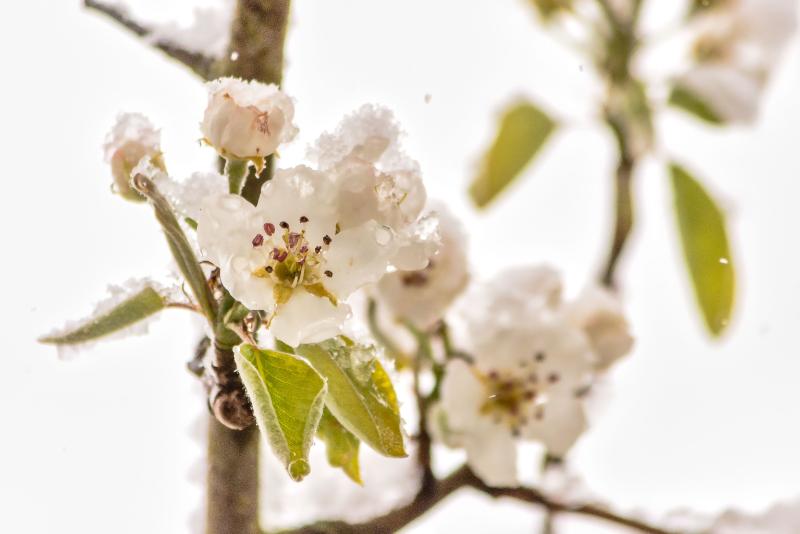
[677, 0, 797, 123]
[195, 80, 438, 346]
[431, 266, 633, 486]
[104, 113, 165, 201]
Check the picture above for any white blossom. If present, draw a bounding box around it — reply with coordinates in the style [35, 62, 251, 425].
[377, 204, 467, 330]
[310, 105, 432, 270]
[103, 113, 164, 201]
[678, 0, 797, 123]
[432, 266, 634, 486]
[711, 497, 800, 534]
[201, 77, 297, 160]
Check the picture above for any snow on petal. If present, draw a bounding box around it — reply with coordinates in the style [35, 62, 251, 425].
[323, 221, 398, 298]
[104, 112, 164, 201]
[201, 77, 297, 160]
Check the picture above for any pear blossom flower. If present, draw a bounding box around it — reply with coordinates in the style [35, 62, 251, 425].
[201, 77, 297, 160]
[432, 266, 634, 486]
[377, 204, 468, 330]
[311, 105, 434, 270]
[104, 113, 165, 201]
[676, 0, 797, 123]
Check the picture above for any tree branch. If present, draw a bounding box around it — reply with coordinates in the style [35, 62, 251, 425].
[275, 465, 683, 534]
[83, 0, 216, 79]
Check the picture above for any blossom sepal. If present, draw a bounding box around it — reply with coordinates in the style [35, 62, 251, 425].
[234, 344, 327, 482]
[296, 338, 407, 458]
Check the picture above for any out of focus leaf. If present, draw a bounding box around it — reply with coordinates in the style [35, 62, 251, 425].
[669, 86, 723, 125]
[235, 344, 327, 481]
[297, 339, 406, 458]
[317, 408, 362, 484]
[39, 287, 165, 345]
[469, 100, 556, 208]
[670, 163, 735, 336]
[528, 0, 572, 19]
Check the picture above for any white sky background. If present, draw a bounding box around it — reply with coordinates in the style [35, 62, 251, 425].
[1, 0, 799, 532]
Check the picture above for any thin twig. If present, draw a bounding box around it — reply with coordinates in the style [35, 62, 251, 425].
[83, 0, 216, 79]
[275, 465, 683, 534]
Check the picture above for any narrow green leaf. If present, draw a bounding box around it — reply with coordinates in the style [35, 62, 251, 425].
[132, 174, 216, 325]
[317, 408, 362, 484]
[669, 85, 723, 125]
[469, 100, 556, 208]
[297, 339, 406, 458]
[670, 163, 735, 336]
[235, 344, 327, 481]
[39, 287, 165, 345]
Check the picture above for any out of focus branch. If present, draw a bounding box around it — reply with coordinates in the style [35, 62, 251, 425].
[275, 465, 683, 534]
[83, 0, 216, 79]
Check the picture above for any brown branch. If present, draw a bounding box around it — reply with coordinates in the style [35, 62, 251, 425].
[275, 465, 683, 534]
[83, 0, 216, 79]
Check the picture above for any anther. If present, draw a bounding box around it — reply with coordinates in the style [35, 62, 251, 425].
[299, 215, 309, 223]
[323, 235, 332, 245]
[314, 245, 322, 253]
[324, 270, 333, 278]
[535, 352, 546, 362]
[279, 221, 289, 229]
[288, 233, 301, 248]
[547, 373, 560, 384]
[265, 265, 273, 273]
[252, 234, 264, 247]
[264, 222, 276, 236]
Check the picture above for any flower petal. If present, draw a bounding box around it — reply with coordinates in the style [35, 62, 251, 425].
[270, 290, 350, 347]
[464, 422, 519, 487]
[322, 221, 396, 298]
[521, 393, 587, 457]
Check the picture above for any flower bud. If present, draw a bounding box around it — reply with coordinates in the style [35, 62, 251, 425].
[103, 113, 165, 202]
[201, 77, 297, 160]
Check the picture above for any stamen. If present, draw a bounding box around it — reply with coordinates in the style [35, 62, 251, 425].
[299, 215, 309, 223]
[252, 234, 264, 247]
[314, 245, 322, 253]
[272, 248, 288, 262]
[288, 232, 301, 248]
[279, 221, 289, 229]
[324, 270, 333, 278]
[264, 222, 276, 236]
[265, 266, 273, 273]
[535, 352, 546, 362]
[547, 373, 560, 384]
[323, 235, 332, 245]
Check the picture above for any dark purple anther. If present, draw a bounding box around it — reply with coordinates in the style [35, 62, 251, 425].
[299, 215, 309, 223]
[314, 245, 322, 253]
[323, 235, 332, 245]
[272, 248, 288, 262]
[300, 245, 309, 253]
[279, 221, 289, 229]
[324, 270, 333, 278]
[264, 222, 276, 236]
[265, 265, 273, 273]
[288, 232, 301, 248]
[252, 234, 264, 247]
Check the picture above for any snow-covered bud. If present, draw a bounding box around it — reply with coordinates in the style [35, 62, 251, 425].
[564, 286, 634, 371]
[201, 77, 297, 160]
[377, 205, 467, 330]
[103, 113, 164, 202]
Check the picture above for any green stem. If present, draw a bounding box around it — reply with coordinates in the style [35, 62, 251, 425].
[226, 158, 249, 194]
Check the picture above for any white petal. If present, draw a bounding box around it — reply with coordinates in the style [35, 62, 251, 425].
[440, 360, 485, 431]
[257, 165, 338, 245]
[322, 221, 396, 298]
[196, 193, 261, 267]
[521, 393, 587, 457]
[565, 286, 634, 370]
[677, 64, 764, 123]
[464, 423, 519, 487]
[219, 254, 275, 313]
[270, 290, 350, 347]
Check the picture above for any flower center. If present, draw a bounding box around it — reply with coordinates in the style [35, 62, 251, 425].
[250, 216, 336, 304]
[478, 351, 559, 436]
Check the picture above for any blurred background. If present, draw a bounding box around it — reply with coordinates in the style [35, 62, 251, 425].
[1, 0, 799, 532]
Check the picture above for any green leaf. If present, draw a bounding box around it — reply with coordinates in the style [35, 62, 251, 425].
[235, 344, 327, 481]
[296, 339, 406, 458]
[670, 163, 735, 336]
[39, 287, 165, 345]
[132, 174, 216, 326]
[669, 85, 723, 125]
[469, 100, 556, 208]
[317, 408, 362, 484]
